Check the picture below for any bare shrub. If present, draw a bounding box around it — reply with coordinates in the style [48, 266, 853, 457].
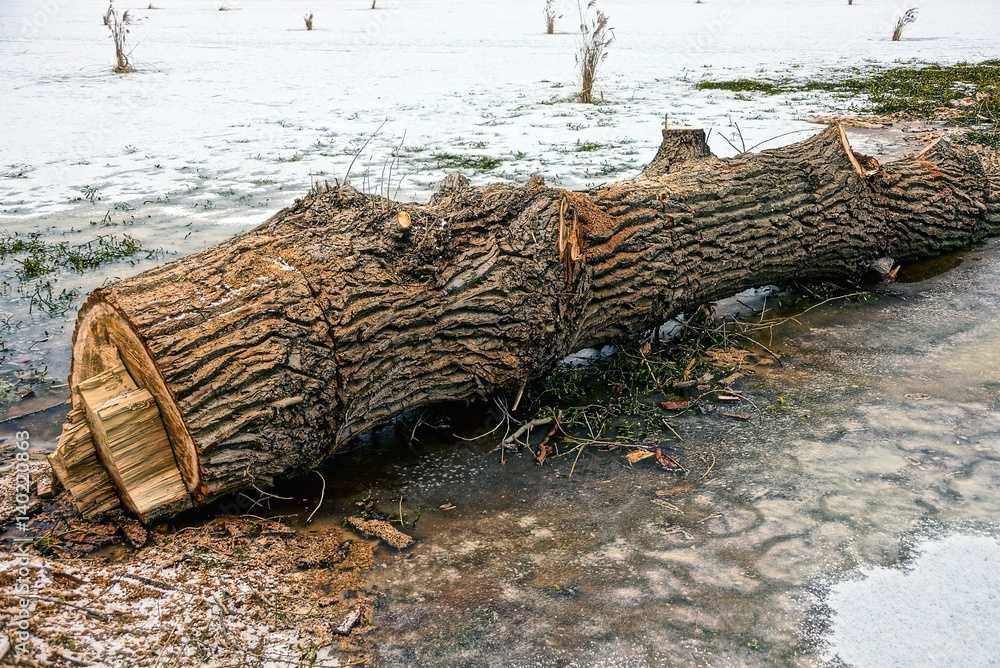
[576, 1, 613, 104]
[544, 0, 560, 34]
[304, 12, 314, 30]
[892, 8, 918, 41]
[103, 2, 133, 74]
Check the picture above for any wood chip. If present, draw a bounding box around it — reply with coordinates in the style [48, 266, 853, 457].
[35, 466, 56, 498]
[334, 607, 362, 635]
[346, 516, 413, 550]
[654, 448, 684, 471]
[719, 372, 743, 387]
[117, 518, 149, 548]
[660, 400, 691, 411]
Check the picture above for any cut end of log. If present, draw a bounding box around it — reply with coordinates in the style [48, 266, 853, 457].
[51, 301, 195, 522]
[396, 210, 412, 231]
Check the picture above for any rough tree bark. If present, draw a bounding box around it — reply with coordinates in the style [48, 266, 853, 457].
[53, 125, 1000, 521]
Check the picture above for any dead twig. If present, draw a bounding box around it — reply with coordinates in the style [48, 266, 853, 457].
[306, 470, 326, 525]
[499, 415, 555, 449]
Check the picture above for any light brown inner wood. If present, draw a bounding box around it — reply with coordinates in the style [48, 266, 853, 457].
[75, 364, 189, 518]
[72, 300, 202, 496]
[48, 408, 122, 518]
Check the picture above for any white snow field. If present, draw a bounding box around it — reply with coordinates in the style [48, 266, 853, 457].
[1, 0, 998, 222]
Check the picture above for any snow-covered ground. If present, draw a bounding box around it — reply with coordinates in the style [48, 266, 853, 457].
[0, 0, 997, 397]
[2, 0, 998, 220]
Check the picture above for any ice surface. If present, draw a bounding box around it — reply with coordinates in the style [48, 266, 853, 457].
[826, 533, 1000, 668]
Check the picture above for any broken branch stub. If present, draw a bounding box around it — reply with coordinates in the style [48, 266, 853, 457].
[52, 125, 1000, 523]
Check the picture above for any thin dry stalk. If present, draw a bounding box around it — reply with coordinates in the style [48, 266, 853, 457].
[576, 1, 613, 104]
[892, 8, 918, 41]
[104, 2, 134, 74]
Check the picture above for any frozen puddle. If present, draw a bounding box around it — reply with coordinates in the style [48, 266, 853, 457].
[825, 533, 1000, 668]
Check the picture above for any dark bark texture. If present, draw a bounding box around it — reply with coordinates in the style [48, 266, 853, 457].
[66, 125, 1000, 512]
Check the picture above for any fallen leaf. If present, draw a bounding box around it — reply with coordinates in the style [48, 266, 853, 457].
[660, 400, 691, 411]
[625, 449, 655, 464]
[654, 448, 684, 471]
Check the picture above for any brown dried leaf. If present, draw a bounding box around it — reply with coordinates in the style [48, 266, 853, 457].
[624, 449, 654, 464]
[654, 448, 684, 471]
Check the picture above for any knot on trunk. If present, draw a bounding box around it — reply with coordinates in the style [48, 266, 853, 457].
[643, 127, 713, 177]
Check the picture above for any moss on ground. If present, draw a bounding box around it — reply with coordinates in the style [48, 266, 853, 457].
[432, 153, 502, 171]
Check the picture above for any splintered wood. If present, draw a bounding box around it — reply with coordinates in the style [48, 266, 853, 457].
[50, 363, 188, 521]
[48, 408, 121, 517]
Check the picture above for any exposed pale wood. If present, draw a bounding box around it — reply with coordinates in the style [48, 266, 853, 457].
[72, 302, 202, 496]
[57, 124, 1000, 522]
[48, 408, 122, 517]
[77, 364, 189, 519]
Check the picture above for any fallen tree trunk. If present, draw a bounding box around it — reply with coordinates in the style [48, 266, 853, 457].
[51, 125, 1000, 521]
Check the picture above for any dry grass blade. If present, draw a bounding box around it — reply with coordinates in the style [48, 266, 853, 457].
[104, 2, 134, 74]
[892, 8, 918, 41]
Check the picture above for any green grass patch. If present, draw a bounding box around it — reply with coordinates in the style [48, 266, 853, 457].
[575, 141, 604, 152]
[696, 78, 785, 95]
[432, 153, 502, 171]
[0, 232, 150, 282]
